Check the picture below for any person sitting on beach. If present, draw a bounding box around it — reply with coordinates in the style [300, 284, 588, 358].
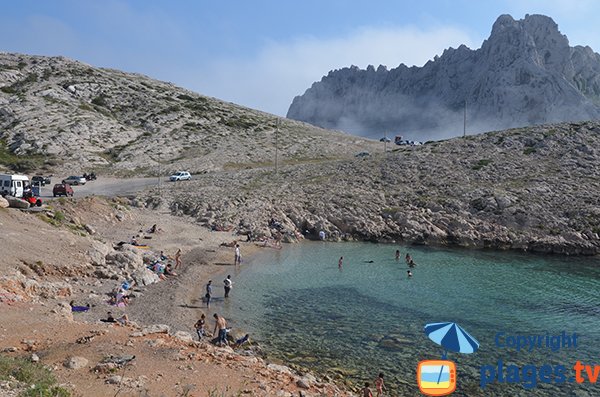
[148, 224, 157, 234]
[164, 264, 177, 277]
[234, 334, 250, 348]
[69, 300, 90, 312]
[159, 251, 168, 261]
[194, 314, 207, 340]
[101, 311, 129, 325]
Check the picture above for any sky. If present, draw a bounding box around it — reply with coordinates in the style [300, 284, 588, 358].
[1, 0, 599, 117]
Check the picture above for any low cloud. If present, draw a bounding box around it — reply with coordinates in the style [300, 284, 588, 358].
[191, 25, 478, 116]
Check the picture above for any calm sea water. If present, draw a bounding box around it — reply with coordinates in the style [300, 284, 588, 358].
[220, 242, 600, 396]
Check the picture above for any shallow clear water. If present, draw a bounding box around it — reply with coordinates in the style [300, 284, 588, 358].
[221, 243, 600, 396]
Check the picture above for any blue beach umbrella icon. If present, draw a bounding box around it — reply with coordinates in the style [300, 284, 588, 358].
[424, 322, 480, 384]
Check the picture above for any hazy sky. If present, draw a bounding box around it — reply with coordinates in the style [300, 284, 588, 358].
[1, 0, 598, 116]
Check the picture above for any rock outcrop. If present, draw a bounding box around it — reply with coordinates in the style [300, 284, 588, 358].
[287, 14, 600, 140]
[157, 121, 600, 255]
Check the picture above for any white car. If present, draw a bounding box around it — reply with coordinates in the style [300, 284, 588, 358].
[169, 171, 191, 181]
[62, 175, 86, 185]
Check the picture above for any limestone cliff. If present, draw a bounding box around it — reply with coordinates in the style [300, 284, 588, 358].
[287, 14, 600, 140]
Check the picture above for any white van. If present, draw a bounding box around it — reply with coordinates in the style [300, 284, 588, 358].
[0, 174, 30, 198]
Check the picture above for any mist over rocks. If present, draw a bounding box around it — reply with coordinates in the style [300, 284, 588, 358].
[287, 14, 600, 141]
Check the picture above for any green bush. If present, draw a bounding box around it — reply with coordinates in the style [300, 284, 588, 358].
[523, 147, 537, 155]
[0, 355, 70, 397]
[472, 159, 492, 170]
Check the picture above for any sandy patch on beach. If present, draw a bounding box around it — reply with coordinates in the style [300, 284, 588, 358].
[0, 198, 350, 396]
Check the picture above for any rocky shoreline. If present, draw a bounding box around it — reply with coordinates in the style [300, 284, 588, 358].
[156, 121, 600, 257]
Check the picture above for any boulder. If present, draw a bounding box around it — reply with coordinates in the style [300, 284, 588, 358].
[64, 356, 89, 369]
[0, 196, 9, 208]
[142, 324, 170, 335]
[132, 268, 160, 286]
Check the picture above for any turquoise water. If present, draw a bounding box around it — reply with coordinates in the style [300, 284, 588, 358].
[221, 243, 600, 396]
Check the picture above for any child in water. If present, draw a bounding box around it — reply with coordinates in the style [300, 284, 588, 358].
[375, 373, 386, 396]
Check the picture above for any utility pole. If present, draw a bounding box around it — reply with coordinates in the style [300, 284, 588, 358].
[275, 118, 279, 174]
[158, 156, 161, 195]
[463, 99, 467, 137]
[384, 131, 387, 153]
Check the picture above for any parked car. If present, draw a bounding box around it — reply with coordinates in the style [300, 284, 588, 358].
[62, 176, 86, 185]
[32, 176, 51, 186]
[169, 171, 191, 181]
[379, 137, 391, 142]
[53, 183, 74, 197]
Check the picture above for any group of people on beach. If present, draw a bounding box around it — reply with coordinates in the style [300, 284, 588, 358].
[362, 373, 386, 397]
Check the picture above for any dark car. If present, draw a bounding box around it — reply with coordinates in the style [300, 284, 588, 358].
[53, 183, 74, 197]
[32, 176, 51, 186]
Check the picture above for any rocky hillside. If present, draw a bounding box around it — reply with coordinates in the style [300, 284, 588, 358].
[0, 53, 377, 174]
[287, 14, 600, 140]
[156, 120, 600, 255]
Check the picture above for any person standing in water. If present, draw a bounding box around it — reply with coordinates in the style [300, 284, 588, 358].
[395, 250, 400, 260]
[407, 270, 413, 278]
[405, 253, 413, 265]
[205, 280, 213, 308]
[361, 382, 373, 397]
[223, 275, 233, 298]
[375, 373, 386, 396]
[338, 256, 343, 269]
[234, 244, 241, 265]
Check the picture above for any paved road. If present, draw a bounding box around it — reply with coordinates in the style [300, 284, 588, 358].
[37, 176, 164, 199]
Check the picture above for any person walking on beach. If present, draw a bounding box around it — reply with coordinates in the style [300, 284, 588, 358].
[395, 250, 400, 260]
[213, 313, 228, 346]
[361, 382, 373, 397]
[224, 275, 233, 298]
[194, 314, 206, 340]
[234, 244, 241, 265]
[205, 280, 213, 308]
[338, 256, 343, 269]
[375, 373, 386, 396]
[174, 248, 182, 270]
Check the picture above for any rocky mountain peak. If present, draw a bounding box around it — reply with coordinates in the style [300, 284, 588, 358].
[287, 14, 600, 140]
